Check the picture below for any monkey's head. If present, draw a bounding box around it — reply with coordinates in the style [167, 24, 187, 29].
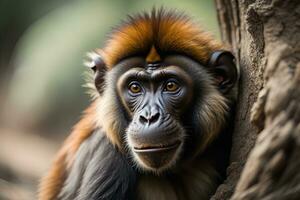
[86, 9, 238, 173]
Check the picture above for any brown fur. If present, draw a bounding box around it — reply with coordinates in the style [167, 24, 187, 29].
[39, 9, 228, 200]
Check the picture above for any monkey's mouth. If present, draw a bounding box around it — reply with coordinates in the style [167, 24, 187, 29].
[132, 140, 182, 170]
[133, 140, 181, 153]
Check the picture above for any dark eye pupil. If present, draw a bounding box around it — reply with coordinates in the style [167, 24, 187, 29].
[166, 81, 178, 91]
[168, 83, 174, 88]
[130, 84, 140, 93]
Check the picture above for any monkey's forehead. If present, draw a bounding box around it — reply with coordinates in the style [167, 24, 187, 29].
[117, 65, 193, 82]
[98, 8, 223, 68]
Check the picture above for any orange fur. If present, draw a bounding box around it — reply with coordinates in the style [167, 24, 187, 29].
[99, 9, 222, 68]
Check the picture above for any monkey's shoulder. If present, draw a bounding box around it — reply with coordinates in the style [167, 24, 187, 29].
[59, 129, 136, 200]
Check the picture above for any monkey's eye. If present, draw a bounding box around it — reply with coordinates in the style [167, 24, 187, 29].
[164, 81, 179, 92]
[128, 82, 142, 94]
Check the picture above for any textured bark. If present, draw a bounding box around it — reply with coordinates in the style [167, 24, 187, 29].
[212, 0, 300, 199]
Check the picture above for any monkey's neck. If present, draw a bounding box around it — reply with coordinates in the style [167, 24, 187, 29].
[136, 159, 220, 200]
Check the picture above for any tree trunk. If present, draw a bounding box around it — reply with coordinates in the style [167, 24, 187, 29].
[212, 0, 300, 199]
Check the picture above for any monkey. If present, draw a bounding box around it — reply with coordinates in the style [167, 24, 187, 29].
[38, 8, 238, 200]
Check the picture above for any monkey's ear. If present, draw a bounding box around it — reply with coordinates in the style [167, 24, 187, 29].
[86, 52, 107, 94]
[209, 51, 238, 94]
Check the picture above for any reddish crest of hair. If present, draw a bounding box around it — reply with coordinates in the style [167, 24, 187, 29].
[98, 8, 223, 68]
[146, 46, 161, 63]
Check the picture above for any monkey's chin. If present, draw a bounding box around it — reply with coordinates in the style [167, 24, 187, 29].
[132, 141, 182, 173]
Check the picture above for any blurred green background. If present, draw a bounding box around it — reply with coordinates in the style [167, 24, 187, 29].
[0, 0, 219, 199]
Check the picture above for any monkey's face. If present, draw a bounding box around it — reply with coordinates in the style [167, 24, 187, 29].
[117, 64, 193, 171]
[91, 51, 237, 173]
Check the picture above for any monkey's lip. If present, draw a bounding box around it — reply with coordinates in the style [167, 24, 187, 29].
[133, 141, 181, 153]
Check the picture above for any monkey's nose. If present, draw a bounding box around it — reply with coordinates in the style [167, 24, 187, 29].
[139, 112, 160, 125]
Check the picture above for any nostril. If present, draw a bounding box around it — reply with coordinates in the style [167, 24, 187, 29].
[139, 115, 148, 124]
[149, 112, 160, 124]
[139, 113, 160, 125]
